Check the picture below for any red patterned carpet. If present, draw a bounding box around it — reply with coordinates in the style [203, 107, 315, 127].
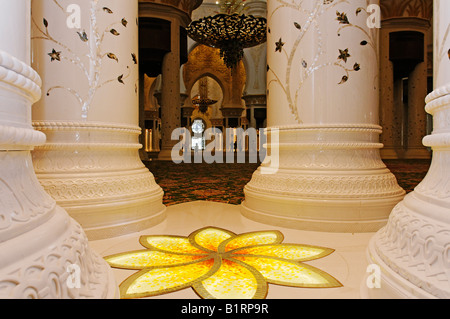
[144, 159, 431, 207]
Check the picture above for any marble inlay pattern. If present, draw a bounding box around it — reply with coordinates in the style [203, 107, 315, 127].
[105, 227, 342, 299]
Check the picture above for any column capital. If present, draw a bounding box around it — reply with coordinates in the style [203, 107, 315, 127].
[242, 94, 267, 108]
[220, 107, 244, 118]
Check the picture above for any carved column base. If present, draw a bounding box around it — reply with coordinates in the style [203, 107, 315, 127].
[362, 85, 450, 299]
[0, 50, 117, 299]
[363, 193, 450, 299]
[241, 124, 405, 233]
[0, 152, 118, 298]
[32, 122, 166, 240]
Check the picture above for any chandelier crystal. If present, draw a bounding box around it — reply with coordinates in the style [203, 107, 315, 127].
[186, 1, 267, 69]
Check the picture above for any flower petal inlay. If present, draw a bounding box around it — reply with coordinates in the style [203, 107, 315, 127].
[222, 231, 284, 252]
[193, 259, 267, 299]
[105, 250, 207, 270]
[120, 258, 219, 299]
[139, 236, 207, 255]
[105, 227, 342, 299]
[231, 244, 334, 262]
[231, 256, 342, 288]
[190, 227, 235, 252]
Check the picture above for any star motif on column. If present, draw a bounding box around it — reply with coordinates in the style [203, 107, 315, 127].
[338, 48, 350, 63]
[275, 38, 284, 52]
[77, 31, 89, 42]
[48, 49, 61, 62]
[336, 11, 349, 24]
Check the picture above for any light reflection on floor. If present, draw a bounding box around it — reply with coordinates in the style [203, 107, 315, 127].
[90, 201, 375, 299]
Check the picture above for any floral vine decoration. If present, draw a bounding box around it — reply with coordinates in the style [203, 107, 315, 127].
[104, 227, 342, 299]
[334, 10, 366, 84]
[32, 1, 138, 119]
[268, 0, 378, 123]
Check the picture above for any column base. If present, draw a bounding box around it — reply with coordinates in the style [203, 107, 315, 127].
[241, 176, 404, 233]
[67, 190, 166, 241]
[361, 227, 439, 299]
[0, 49, 117, 298]
[362, 192, 450, 299]
[32, 122, 167, 240]
[241, 124, 405, 233]
[0, 205, 119, 299]
[362, 87, 450, 299]
[35, 168, 166, 241]
[0, 152, 118, 299]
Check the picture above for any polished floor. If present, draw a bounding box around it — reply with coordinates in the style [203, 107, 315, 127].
[90, 159, 431, 299]
[91, 201, 375, 299]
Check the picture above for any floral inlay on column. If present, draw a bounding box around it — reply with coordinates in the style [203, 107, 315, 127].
[31, 0, 138, 119]
[105, 227, 342, 299]
[268, 0, 379, 123]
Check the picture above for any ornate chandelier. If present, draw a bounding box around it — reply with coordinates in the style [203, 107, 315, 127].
[191, 77, 217, 114]
[186, 0, 267, 69]
[192, 97, 218, 114]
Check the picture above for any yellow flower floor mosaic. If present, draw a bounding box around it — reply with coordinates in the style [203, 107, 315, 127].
[104, 227, 342, 299]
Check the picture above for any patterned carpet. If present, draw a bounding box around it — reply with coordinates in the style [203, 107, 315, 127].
[144, 159, 431, 207]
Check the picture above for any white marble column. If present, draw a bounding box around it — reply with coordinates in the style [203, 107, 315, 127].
[363, 0, 450, 298]
[30, 0, 166, 240]
[241, 0, 405, 233]
[0, 0, 117, 298]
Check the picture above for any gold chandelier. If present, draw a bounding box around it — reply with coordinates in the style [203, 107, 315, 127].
[191, 77, 218, 114]
[186, 0, 267, 69]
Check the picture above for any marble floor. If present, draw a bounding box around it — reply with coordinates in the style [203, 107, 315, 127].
[90, 201, 376, 299]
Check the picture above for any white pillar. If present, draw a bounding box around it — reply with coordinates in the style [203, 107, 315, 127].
[363, 0, 450, 298]
[30, 0, 166, 240]
[0, 0, 117, 298]
[241, 0, 405, 233]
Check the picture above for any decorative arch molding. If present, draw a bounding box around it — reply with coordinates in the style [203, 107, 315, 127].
[182, 44, 246, 110]
[187, 39, 201, 56]
[191, 72, 227, 104]
[380, 0, 433, 21]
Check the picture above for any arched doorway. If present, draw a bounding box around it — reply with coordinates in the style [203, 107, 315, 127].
[191, 75, 223, 120]
[182, 44, 247, 132]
